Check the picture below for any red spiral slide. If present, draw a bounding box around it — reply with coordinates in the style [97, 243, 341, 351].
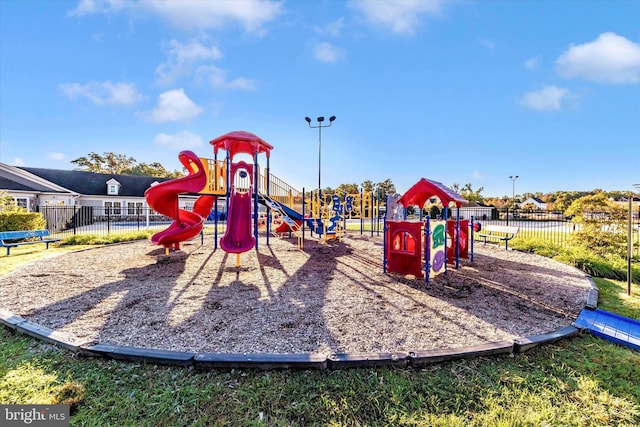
[144, 151, 214, 250]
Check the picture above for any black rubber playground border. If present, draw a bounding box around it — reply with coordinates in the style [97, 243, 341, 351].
[0, 274, 600, 370]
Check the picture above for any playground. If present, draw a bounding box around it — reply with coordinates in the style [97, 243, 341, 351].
[0, 232, 592, 355]
[0, 130, 602, 363]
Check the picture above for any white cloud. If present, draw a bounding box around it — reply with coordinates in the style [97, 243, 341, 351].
[47, 152, 66, 161]
[313, 18, 344, 37]
[144, 0, 282, 32]
[156, 38, 223, 85]
[146, 89, 203, 122]
[524, 57, 539, 70]
[59, 81, 143, 106]
[520, 85, 572, 112]
[70, 0, 283, 33]
[153, 130, 204, 149]
[556, 32, 640, 84]
[196, 65, 257, 90]
[349, 0, 442, 35]
[156, 38, 255, 89]
[314, 42, 346, 63]
[225, 77, 257, 91]
[12, 157, 25, 166]
[68, 0, 126, 16]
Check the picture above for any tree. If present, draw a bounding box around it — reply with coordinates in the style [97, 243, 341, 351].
[606, 190, 633, 201]
[334, 183, 359, 196]
[451, 183, 484, 203]
[353, 179, 396, 200]
[376, 179, 396, 200]
[565, 193, 627, 257]
[122, 162, 183, 178]
[483, 197, 507, 209]
[564, 193, 625, 220]
[71, 152, 136, 174]
[361, 180, 374, 193]
[71, 152, 183, 177]
[546, 191, 587, 212]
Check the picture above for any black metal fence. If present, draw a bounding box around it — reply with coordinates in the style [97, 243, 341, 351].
[34, 205, 639, 257]
[405, 207, 639, 255]
[36, 206, 227, 238]
[477, 207, 639, 255]
[474, 208, 576, 248]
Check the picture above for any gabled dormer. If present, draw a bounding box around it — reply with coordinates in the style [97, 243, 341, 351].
[106, 178, 121, 196]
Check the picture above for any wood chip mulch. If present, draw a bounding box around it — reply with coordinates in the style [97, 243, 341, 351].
[0, 234, 592, 355]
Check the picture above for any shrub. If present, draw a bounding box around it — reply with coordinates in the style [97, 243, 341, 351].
[61, 231, 153, 246]
[512, 236, 639, 285]
[569, 222, 628, 258]
[510, 238, 563, 258]
[0, 211, 47, 232]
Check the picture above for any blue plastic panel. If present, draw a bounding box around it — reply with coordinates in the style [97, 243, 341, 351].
[574, 309, 640, 351]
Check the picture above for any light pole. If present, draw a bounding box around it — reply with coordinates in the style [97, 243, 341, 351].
[305, 115, 336, 205]
[509, 175, 519, 207]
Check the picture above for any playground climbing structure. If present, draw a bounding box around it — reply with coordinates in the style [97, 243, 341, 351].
[384, 178, 471, 284]
[145, 130, 388, 254]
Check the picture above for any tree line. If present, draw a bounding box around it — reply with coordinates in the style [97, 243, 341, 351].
[72, 152, 637, 215]
[71, 152, 183, 178]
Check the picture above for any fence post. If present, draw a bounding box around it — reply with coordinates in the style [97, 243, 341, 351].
[628, 198, 633, 296]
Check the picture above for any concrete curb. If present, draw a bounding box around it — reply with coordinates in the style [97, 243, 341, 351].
[1, 309, 93, 353]
[513, 325, 579, 353]
[194, 353, 328, 370]
[84, 343, 194, 366]
[408, 341, 514, 366]
[1, 308, 586, 369]
[0, 308, 24, 330]
[327, 352, 408, 369]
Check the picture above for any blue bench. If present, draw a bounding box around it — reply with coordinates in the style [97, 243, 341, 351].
[0, 230, 61, 255]
[476, 225, 519, 250]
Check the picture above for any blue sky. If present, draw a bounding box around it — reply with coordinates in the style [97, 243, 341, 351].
[1, 0, 639, 198]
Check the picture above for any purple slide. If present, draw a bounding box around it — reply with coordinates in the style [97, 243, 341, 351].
[220, 161, 255, 254]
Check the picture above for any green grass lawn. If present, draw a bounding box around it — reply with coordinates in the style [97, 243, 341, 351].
[1, 242, 639, 426]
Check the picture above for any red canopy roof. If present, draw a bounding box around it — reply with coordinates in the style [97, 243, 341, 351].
[397, 178, 467, 208]
[209, 131, 273, 158]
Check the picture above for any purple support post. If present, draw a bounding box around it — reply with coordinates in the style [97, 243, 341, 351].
[455, 207, 461, 269]
[443, 206, 448, 275]
[214, 152, 219, 250]
[253, 150, 259, 250]
[424, 217, 431, 285]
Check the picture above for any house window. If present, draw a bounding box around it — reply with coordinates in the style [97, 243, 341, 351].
[106, 179, 121, 196]
[105, 201, 122, 215]
[15, 198, 28, 209]
[127, 202, 143, 215]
